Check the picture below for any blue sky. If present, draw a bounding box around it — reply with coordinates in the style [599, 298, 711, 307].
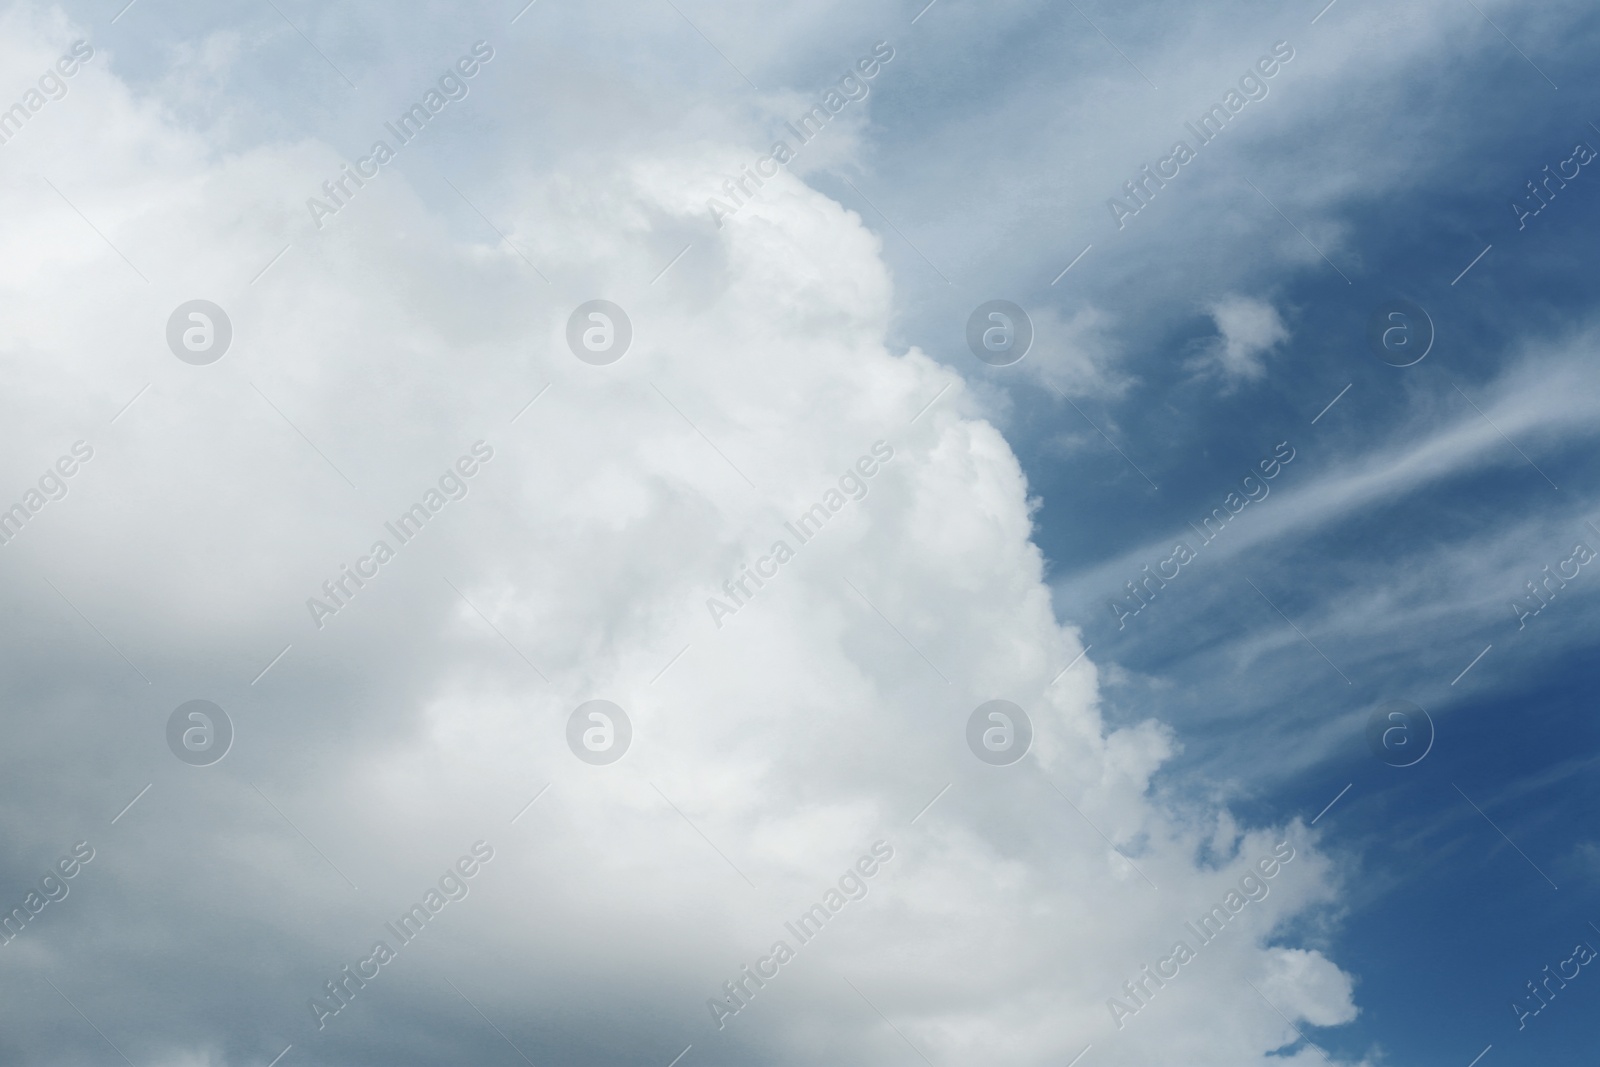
[1, 0, 1597, 1065]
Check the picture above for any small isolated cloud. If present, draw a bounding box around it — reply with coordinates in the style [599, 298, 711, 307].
[1189, 295, 1289, 385]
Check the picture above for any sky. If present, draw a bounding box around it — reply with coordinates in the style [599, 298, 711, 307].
[0, 0, 1597, 1065]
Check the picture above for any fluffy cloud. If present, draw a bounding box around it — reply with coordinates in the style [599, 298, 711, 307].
[1189, 294, 1289, 385]
[0, 6, 1367, 1067]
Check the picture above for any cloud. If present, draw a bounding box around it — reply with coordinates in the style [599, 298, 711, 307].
[1557, 840, 1600, 888]
[1188, 295, 1289, 385]
[0, 6, 1377, 1067]
[1024, 304, 1130, 400]
[1045, 311, 1600, 854]
[1259, 947, 1359, 1028]
[1058, 341, 1600, 623]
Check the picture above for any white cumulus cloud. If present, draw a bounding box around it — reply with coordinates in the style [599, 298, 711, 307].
[0, 6, 1368, 1067]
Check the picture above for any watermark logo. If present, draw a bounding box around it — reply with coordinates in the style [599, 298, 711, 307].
[965, 300, 1032, 366]
[1365, 700, 1433, 767]
[707, 440, 895, 630]
[966, 700, 1032, 765]
[1106, 40, 1295, 231]
[307, 441, 495, 630]
[166, 699, 233, 766]
[1511, 139, 1596, 230]
[704, 41, 895, 228]
[0, 841, 94, 948]
[1511, 538, 1594, 629]
[566, 300, 632, 365]
[1110, 441, 1296, 630]
[166, 300, 232, 365]
[1107, 841, 1296, 1029]
[305, 42, 496, 229]
[708, 840, 894, 1029]
[0, 440, 94, 549]
[0, 40, 95, 150]
[1366, 299, 1432, 367]
[567, 700, 631, 764]
[1513, 937, 1597, 1030]
[310, 840, 494, 1029]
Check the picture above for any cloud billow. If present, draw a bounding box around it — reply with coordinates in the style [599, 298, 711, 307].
[0, 4, 1371, 1067]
